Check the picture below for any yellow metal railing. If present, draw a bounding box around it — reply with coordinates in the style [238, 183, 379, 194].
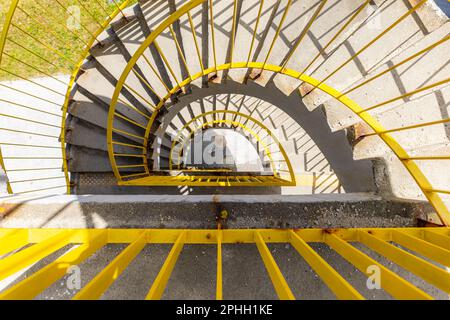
[0, 0, 133, 195]
[104, 0, 450, 225]
[0, 227, 449, 300]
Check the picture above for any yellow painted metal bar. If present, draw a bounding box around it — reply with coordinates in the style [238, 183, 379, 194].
[361, 77, 450, 113]
[0, 128, 58, 139]
[300, 0, 371, 75]
[216, 229, 223, 300]
[114, 112, 147, 129]
[0, 231, 75, 281]
[9, 176, 65, 184]
[168, 25, 192, 80]
[0, 98, 62, 117]
[112, 127, 146, 141]
[112, 141, 146, 150]
[73, 232, 147, 300]
[324, 233, 432, 299]
[261, 0, 293, 70]
[123, 82, 157, 109]
[187, 11, 204, 73]
[0, 83, 60, 107]
[118, 97, 152, 119]
[145, 231, 187, 300]
[0, 229, 28, 257]
[358, 230, 450, 293]
[0, 231, 107, 300]
[422, 230, 450, 251]
[7, 37, 61, 70]
[342, 35, 450, 96]
[153, 40, 182, 87]
[0, 112, 60, 128]
[255, 231, 295, 300]
[131, 68, 162, 104]
[16, 185, 67, 194]
[281, 0, 328, 69]
[425, 188, 450, 195]
[289, 231, 364, 300]
[11, 23, 77, 67]
[110, 0, 127, 19]
[142, 53, 171, 93]
[209, 0, 218, 72]
[0, 68, 65, 96]
[246, 0, 264, 66]
[314, 0, 429, 87]
[229, 0, 238, 66]
[72, 0, 104, 28]
[391, 230, 450, 267]
[365, 117, 450, 136]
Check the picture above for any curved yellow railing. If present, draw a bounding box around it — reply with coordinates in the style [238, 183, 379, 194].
[167, 110, 296, 185]
[0, 0, 132, 195]
[106, 0, 450, 225]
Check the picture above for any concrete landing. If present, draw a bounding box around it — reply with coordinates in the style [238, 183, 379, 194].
[0, 193, 433, 229]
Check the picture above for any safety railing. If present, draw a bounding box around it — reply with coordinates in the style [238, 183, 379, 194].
[105, 0, 450, 225]
[0, 227, 449, 299]
[0, 0, 133, 195]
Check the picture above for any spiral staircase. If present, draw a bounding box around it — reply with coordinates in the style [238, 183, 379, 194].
[0, 0, 449, 300]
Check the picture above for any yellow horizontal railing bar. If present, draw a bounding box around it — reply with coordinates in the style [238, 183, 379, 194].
[123, 83, 157, 110]
[402, 156, 450, 160]
[10, 23, 76, 67]
[73, 232, 147, 300]
[0, 113, 61, 128]
[168, 25, 192, 80]
[141, 53, 171, 93]
[4, 227, 450, 244]
[360, 77, 450, 113]
[0, 68, 65, 97]
[424, 188, 450, 195]
[365, 117, 450, 136]
[114, 112, 147, 129]
[391, 230, 450, 267]
[2, 52, 68, 85]
[358, 230, 450, 293]
[261, 0, 293, 71]
[6, 37, 61, 70]
[2, 156, 62, 160]
[422, 230, 450, 251]
[0, 231, 107, 300]
[153, 40, 182, 87]
[116, 164, 146, 169]
[229, 0, 238, 66]
[9, 176, 65, 184]
[246, 0, 264, 66]
[300, 0, 371, 75]
[324, 232, 432, 299]
[0, 98, 62, 117]
[113, 153, 146, 158]
[0, 230, 74, 281]
[112, 127, 146, 141]
[0, 229, 28, 257]
[0, 83, 60, 107]
[110, 0, 127, 19]
[117, 97, 152, 119]
[0, 128, 59, 139]
[7, 167, 62, 172]
[187, 11, 204, 73]
[92, 0, 111, 17]
[145, 231, 186, 300]
[281, 0, 328, 70]
[342, 34, 450, 96]
[289, 231, 363, 300]
[120, 172, 148, 179]
[16, 185, 67, 194]
[130, 68, 161, 104]
[111, 141, 145, 150]
[255, 231, 295, 300]
[310, 0, 429, 90]
[209, 0, 218, 72]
